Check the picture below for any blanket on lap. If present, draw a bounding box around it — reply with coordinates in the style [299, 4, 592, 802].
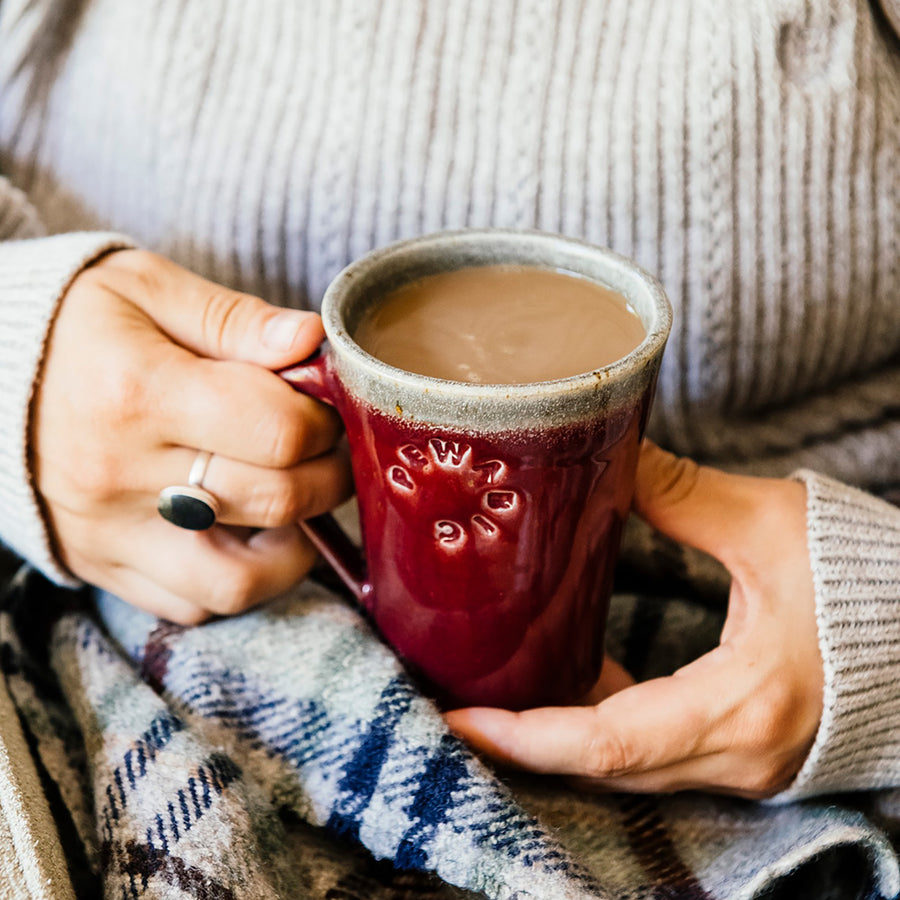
[1, 556, 898, 900]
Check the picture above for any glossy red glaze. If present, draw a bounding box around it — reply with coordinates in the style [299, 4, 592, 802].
[333, 388, 646, 711]
[280, 231, 671, 710]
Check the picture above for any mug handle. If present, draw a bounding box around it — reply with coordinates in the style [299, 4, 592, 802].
[279, 351, 373, 607]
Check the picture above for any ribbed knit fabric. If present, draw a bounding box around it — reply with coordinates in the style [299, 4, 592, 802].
[775, 470, 900, 800]
[0, 0, 899, 882]
[0, 232, 136, 585]
[0, 1, 897, 470]
[0, 0, 897, 566]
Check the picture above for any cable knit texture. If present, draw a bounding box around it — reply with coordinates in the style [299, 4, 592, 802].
[0, 0, 897, 562]
[4, 1, 900, 457]
[1, 0, 898, 794]
[0, 1, 899, 896]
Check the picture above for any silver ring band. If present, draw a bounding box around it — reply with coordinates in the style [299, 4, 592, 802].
[188, 449, 213, 488]
[158, 451, 220, 531]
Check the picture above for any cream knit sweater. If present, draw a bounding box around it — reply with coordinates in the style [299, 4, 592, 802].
[0, 0, 899, 875]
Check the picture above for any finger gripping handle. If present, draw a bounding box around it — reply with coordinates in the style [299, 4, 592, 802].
[279, 347, 372, 607]
[278, 347, 335, 405]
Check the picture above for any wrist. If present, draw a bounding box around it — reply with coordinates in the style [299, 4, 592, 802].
[0, 232, 136, 584]
[771, 470, 900, 800]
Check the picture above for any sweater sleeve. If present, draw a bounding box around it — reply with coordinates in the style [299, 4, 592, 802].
[772, 470, 900, 801]
[0, 177, 135, 585]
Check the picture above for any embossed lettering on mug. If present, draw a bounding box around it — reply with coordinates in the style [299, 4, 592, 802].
[279, 229, 672, 710]
[386, 437, 524, 553]
[353, 265, 646, 384]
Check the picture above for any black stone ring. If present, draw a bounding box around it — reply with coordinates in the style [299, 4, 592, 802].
[157, 451, 220, 530]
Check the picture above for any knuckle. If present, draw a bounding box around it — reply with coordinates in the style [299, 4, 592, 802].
[259, 483, 309, 527]
[730, 687, 807, 797]
[61, 432, 130, 503]
[78, 362, 151, 448]
[168, 605, 212, 627]
[92, 249, 168, 300]
[104, 366, 149, 425]
[581, 728, 637, 778]
[205, 566, 259, 616]
[72, 455, 123, 503]
[79, 340, 149, 424]
[742, 682, 799, 754]
[259, 412, 308, 467]
[69, 413, 144, 504]
[741, 758, 795, 798]
[766, 679, 799, 725]
[654, 453, 702, 508]
[127, 251, 168, 295]
[200, 289, 247, 357]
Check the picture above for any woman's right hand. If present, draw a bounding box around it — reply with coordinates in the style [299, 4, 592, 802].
[446, 443, 823, 799]
[32, 249, 353, 624]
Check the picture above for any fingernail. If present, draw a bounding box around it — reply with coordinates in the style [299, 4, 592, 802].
[263, 311, 306, 351]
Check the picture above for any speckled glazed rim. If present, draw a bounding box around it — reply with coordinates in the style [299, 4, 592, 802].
[320, 229, 672, 432]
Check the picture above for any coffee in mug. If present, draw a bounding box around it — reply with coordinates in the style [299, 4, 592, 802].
[280, 230, 671, 711]
[353, 265, 646, 384]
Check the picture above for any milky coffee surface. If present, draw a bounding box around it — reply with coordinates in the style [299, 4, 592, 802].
[353, 265, 645, 385]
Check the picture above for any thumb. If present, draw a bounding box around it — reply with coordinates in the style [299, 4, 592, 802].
[173, 286, 325, 369]
[108, 250, 326, 368]
[446, 656, 725, 778]
[632, 440, 771, 566]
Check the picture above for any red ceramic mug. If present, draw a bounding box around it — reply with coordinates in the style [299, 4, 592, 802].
[281, 230, 671, 711]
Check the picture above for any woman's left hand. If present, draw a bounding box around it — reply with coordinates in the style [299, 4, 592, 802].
[445, 442, 824, 799]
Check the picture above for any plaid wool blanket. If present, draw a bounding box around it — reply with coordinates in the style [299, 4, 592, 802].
[1, 540, 899, 900]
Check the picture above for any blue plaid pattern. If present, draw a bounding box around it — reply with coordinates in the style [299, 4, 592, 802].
[1, 563, 899, 899]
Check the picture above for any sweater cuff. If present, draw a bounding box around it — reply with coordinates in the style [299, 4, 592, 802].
[773, 470, 900, 801]
[0, 233, 136, 586]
